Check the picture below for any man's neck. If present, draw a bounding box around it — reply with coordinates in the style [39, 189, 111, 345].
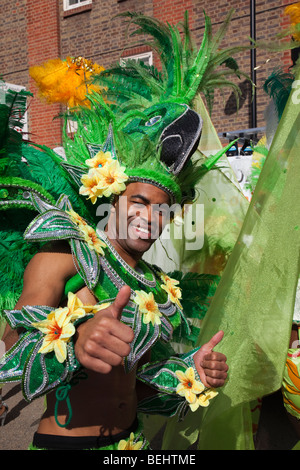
[105, 234, 141, 269]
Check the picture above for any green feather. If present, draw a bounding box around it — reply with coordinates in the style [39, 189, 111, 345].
[263, 68, 294, 120]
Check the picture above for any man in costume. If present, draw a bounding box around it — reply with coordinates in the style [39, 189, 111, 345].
[2, 181, 228, 450]
[0, 11, 248, 449]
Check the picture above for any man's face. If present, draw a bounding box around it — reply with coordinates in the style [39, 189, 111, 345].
[108, 182, 171, 261]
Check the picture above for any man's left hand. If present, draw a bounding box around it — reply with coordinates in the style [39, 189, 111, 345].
[194, 330, 228, 388]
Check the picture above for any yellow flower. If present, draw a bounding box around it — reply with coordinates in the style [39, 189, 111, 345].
[86, 150, 113, 170]
[134, 290, 162, 326]
[32, 293, 113, 363]
[96, 160, 128, 198]
[81, 224, 106, 255]
[161, 280, 182, 309]
[33, 308, 75, 363]
[67, 209, 106, 255]
[175, 368, 204, 405]
[83, 302, 111, 314]
[79, 169, 104, 204]
[65, 292, 87, 321]
[67, 293, 111, 316]
[160, 274, 182, 309]
[117, 432, 143, 450]
[66, 209, 87, 227]
[189, 389, 218, 412]
[160, 273, 180, 286]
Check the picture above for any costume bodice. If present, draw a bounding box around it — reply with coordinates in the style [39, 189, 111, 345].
[64, 231, 190, 373]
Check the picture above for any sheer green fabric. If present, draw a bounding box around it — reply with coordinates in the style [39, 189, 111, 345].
[144, 95, 249, 275]
[158, 68, 300, 450]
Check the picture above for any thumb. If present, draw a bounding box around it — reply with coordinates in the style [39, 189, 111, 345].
[201, 330, 224, 354]
[110, 285, 132, 320]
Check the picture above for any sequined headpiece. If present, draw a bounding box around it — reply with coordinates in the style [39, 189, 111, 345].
[31, 10, 244, 206]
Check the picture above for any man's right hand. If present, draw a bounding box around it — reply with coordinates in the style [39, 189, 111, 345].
[74, 285, 134, 374]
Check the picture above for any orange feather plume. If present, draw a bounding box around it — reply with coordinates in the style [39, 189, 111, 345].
[29, 56, 105, 108]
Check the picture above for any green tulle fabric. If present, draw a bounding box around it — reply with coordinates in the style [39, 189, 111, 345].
[159, 65, 300, 450]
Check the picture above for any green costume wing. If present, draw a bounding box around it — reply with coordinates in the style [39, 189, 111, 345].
[160, 63, 300, 452]
[0, 84, 100, 320]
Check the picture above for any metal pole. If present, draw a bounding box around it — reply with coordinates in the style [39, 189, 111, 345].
[250, 0, 257, 129]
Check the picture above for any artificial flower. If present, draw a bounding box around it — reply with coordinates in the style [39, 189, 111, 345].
[66, 292, 111, 316]
[161, 280, 182, 309]
[84, 302, 111, 314]
[67, 209, 106, 255]
[160, 274, 182, 309]
[66, 209, 88, 227]
[81, 223, 106, 255]
[117, 432, 143, 450]
[79, 169, 104, 204]
[175, 367, 204, 404]
[134, 290, 162, 326]
[32, 292, 113, 363]
[86, 150, 113, 170]
[64, 292, 87, 321]
[160, 273, 180, 286]
[96, 160, 128, 198]
[189, 389, 218, 412]
[33, 308, 76, 363]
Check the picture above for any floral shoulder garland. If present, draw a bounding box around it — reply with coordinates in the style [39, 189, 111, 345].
[0, 292, 110, 401]
[137, 350, 218, 420]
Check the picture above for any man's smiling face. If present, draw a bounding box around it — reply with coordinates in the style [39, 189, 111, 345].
[106, 182, 171, 265]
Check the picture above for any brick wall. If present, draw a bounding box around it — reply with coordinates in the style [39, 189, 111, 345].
[1, 0, 296, 148]
[0, 1, 28, 89]
[1, 1, 62, 148]
[59, 0, 154, 66]
[27, 0, 62, 148]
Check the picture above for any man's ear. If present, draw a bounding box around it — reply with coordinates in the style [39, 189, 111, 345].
[110, 194, 119, 211]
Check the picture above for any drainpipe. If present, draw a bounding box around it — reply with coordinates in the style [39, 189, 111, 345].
[250, 0, 257, 129]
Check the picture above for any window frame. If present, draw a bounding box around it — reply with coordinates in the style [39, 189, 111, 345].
[0, 82, 29, 140]
[120, 51, 153, 67]
[63, 0, 92, 12]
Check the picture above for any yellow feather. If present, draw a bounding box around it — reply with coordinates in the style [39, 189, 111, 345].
[29, 56, 105, 107]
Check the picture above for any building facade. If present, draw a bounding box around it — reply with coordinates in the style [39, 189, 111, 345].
[1, 0, 296, 149]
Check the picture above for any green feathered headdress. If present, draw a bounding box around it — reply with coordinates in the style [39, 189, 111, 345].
[61, 9, 247, 205]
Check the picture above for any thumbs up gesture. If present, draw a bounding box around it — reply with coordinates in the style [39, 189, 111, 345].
[74, 286, 134, 374]
[193, 331, 228, 388]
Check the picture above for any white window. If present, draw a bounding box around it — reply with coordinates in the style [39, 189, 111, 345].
[121, 51, 153, 67]
[0, 82, 29, 140]
[63, 0, 92, 11]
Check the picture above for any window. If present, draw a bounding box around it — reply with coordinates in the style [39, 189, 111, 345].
[121, 51, 153, 67]
[0, 82, 29, 140]
[63, 0, 92, 12]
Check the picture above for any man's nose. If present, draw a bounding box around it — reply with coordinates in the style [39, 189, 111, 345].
[138, 205, 158, 226]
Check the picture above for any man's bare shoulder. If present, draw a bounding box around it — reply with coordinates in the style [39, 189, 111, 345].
[27, 240, 75, 275]
[39, 240, 73, 255]
[16, 241, 77, 308]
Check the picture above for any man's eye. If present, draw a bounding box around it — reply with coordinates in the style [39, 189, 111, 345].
[131, 201, 145, 207]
